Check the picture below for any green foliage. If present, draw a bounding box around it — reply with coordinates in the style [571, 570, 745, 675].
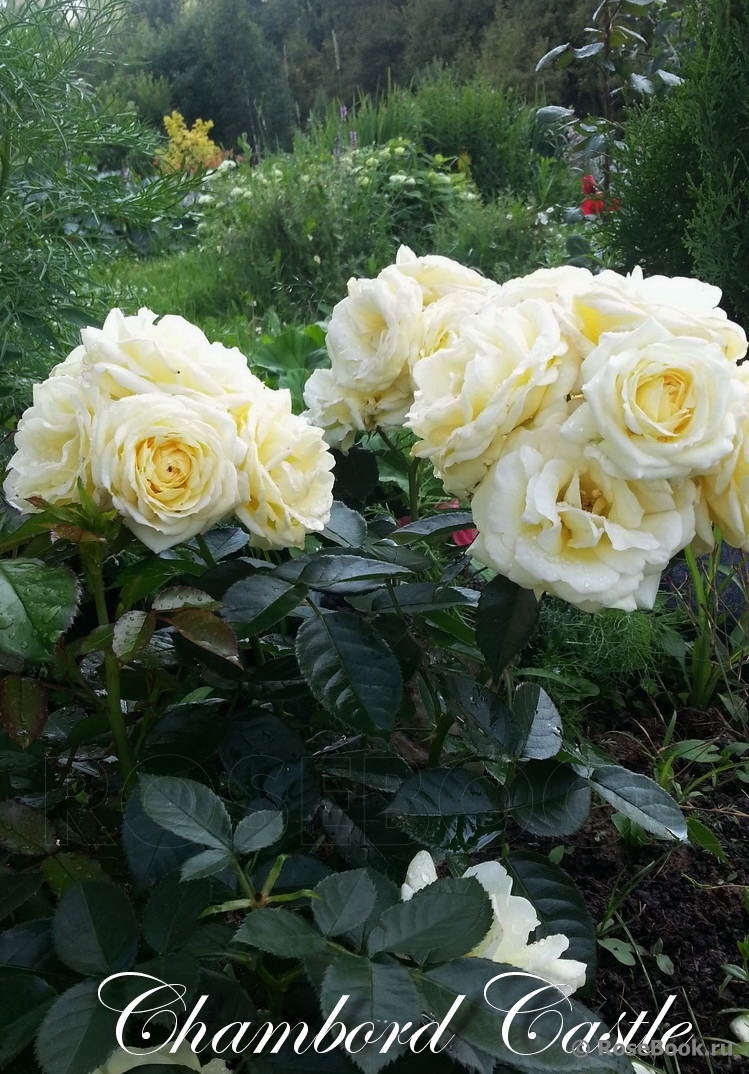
[173, 139, 487, 324]
[0, 456, 689, 1071]
[0, 0, 189, 420]
[523, 596, 686, 706]
[604, 0, 749, 328]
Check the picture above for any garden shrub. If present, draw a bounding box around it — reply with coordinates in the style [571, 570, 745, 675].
[0, 0, 189, 422]
[192, 140, 484, 323]
[604, 0, 749, 327]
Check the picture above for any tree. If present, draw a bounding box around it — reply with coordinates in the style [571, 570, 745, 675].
[605, 0, 749, 327]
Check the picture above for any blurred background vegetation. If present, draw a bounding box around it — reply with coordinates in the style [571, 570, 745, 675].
[4, 0, 749, 424]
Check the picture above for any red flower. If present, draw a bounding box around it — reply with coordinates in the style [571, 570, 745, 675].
[581, 174, 604, 217]
[581, 174, 619, 216]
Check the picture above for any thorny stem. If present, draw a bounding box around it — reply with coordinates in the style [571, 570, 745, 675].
[683, 542, 719, 708]
[83, 547, 136, 790]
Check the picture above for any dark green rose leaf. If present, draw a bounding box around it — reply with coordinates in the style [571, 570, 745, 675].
[221, 575, 306, 638]
[388, 768, 503, 818]
[233, 809, 284, 854]
[587, 764, 687, 841]
[505, 851, 596, 983]
[139, 774, 233, 851]
[391, 512, 474, 544]
[0, 800, 57, 856]
[180, 849, 233, 882]
[320, 952, 422, 1074]
[169, 609, 241, 667]
[0, 969, 56, 1067]
[322, 502, 368, 547]
[0, 559, 79, 663]
[112, 610, 155, 663]
[52, 880, 138, 976]
[35, 980, 120, 1074]
[142, 873, 213, 954]
[476, 576, 538, 680]
[0, 869, 44, 920]
[312, 870, 377, 937]
[234, 908, 325, 957]
[296, 612, 402, 734]
[509, 761, 591, 837]
[0, 675, 48, 748]
[512, 684, 563, 760]
[368, 877, 492, 965]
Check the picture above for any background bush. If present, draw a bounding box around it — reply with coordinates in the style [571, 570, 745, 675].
[604, 0, 749, 327]
[0, 0, 189, 421]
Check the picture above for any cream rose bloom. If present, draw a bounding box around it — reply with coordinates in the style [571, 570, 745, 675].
[93, 1044, 228, 1073]
[562, 320, 743, 480]
[302, 367, 413, 451]
[698, 406, 749, 549]
[407, 298, 575, 496]
[571, 266, 747, 360]
[417, 288, 498, 361]
[4, 374, 107, 511]
[496, 264, 747, 367]
[470, 422, 698, 612]
[401, 851, 587, 995]
[91, 394, 247, 553]
[496, 265, 596, 306]
[80, 307, 265, 406]
[235, 389, 334, 549]
[394, 245, 497, 306]
[325, 266, 423, 393]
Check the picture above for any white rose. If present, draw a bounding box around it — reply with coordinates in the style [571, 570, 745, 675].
[93, 1043, 229, 1073]
[4, 375, 107, 511]
[495, 265, 596, 368]
[699, 405, 749, 550]
[80, 307, 265, 406]
[91, 395, 247, 553]
[394, 245, 498, 306]
[235, 389, 335, 549]
[325, 266, 423, 393]
[571, 266, 747, 360]
[562, 320, 743, 480]
[401, 851, 587, 994]
[418, 288, 498, 362]
[731, 1012, 749, 1043]
[496, 265, 595, 305]
[470, 422, 698, 612]
[408, 298, 575, 496]
[302, 367, 413, 451]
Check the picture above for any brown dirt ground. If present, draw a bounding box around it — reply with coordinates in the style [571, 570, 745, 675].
[518, 703, 749, 1074]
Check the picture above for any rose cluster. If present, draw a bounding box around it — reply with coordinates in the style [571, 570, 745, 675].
[4, 309, 335, 553]
[304, 251, 749, 612]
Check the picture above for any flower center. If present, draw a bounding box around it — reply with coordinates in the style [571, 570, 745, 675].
[139, 437, 194, 496]
[635, 369, 692, 435]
